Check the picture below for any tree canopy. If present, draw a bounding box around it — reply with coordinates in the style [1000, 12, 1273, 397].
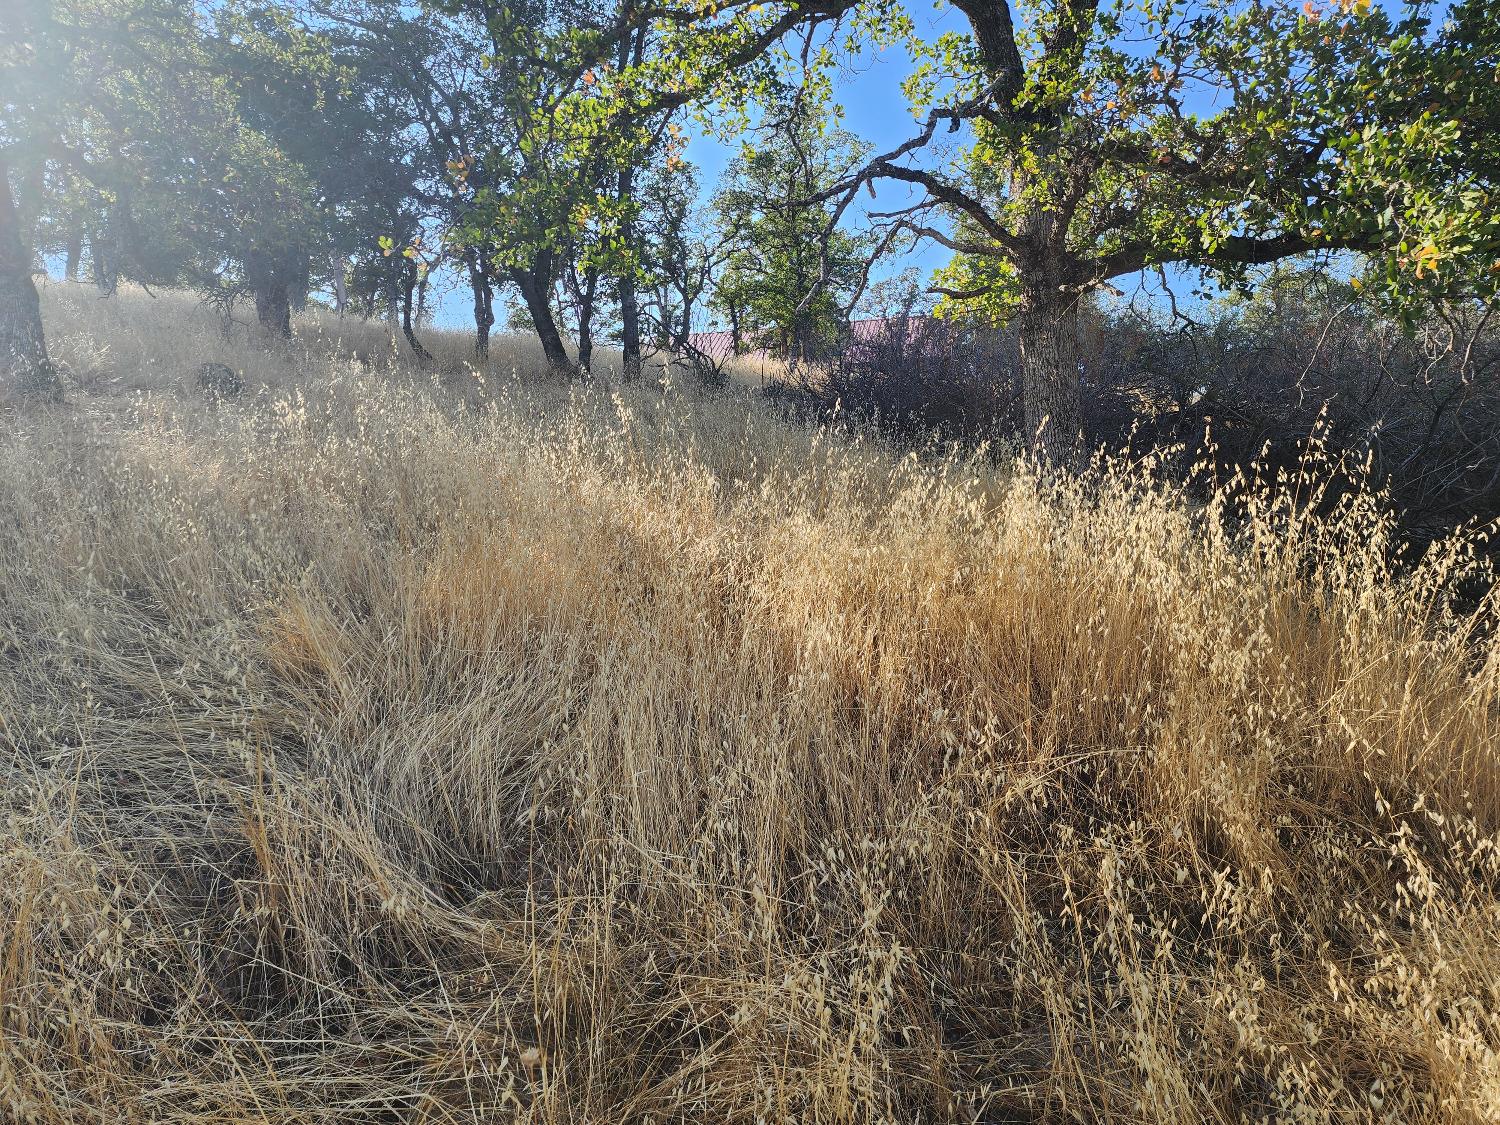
[3, 0, 1497, 460]
[711, 99, 873, 361]
[590, 0, 1500, 457]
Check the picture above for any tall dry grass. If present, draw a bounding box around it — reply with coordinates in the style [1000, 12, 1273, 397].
[2, 283, 1499, 1123]
[27, 277, 651, 397]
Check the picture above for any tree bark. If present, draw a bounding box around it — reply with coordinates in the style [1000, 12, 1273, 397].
[64, 213, 83, 282]
[400, 259, 433, 362]
[614, 26, 646, 381]
[291, 263, 311, 313]
[570, 266, 599, 375]
[91, 223, 117, 296]
[1016, 291, 1084, 466]
[464, 248, 494, 360]
[93, 191, 140, 297]
[674, 286, 696, 353]
[246, 246, 293, 338]
[617, 167, 642, 382]
[331, 255, 348, 315]
[384, 271, 400, 342]
[19, 163, 45, 273]
[0, 157, 61, 399]
[512, 263, 572, 375]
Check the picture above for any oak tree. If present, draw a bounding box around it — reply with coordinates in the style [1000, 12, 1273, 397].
[605, 0, 1500, 460]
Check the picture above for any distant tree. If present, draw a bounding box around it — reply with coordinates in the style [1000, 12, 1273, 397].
[309, 3, 496, 356]
[1, 0, 410, 385]
[317, 0, 641, 373]
[0, 0, 201, 395]
[638, 156, 725, 354]
[360, 0, 684, 376]
[558, 228, 613, 373]
[209, 3, 418, 338]
[436, 0, 633, 374]
[709, 100, 871, 362]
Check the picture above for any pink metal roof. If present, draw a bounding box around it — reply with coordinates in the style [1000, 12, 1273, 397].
[688, 316, 936, 361]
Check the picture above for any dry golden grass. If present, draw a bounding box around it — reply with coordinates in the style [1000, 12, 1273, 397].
[2, 281, 1499, 1123]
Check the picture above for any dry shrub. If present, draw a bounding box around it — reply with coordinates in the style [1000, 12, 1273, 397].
[1, 288, 1499, 1123]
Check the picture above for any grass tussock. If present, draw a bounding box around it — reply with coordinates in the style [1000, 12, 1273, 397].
[2, 284, 1500, 1123]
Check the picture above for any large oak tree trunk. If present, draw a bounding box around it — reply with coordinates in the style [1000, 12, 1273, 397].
[615, 28, 645, 382]
[18, 163, 45, 272]
[384, 276, 400, 343]
[728, 304, 743, 355]
[673, 287, 696, 353]
[292, 264, 311, 313]
[0, 157, 60, 400]
[246, 246, 294, 338]
[512, 262, 572, 375]
[255, 281, 292, 337]
[1016, 292, 1084, 466]
[618, 266, 641, 380]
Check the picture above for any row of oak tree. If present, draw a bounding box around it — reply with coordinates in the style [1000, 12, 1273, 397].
[2, 0, 1497, 462]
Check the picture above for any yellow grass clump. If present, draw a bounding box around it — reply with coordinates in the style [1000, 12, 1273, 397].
[2, 281, 1499, 1123]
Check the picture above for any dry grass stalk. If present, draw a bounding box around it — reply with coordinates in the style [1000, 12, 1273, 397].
[1, 284, 1498, 1123]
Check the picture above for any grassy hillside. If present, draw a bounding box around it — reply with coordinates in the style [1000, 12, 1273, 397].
[2, 282, 1499, 1123]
